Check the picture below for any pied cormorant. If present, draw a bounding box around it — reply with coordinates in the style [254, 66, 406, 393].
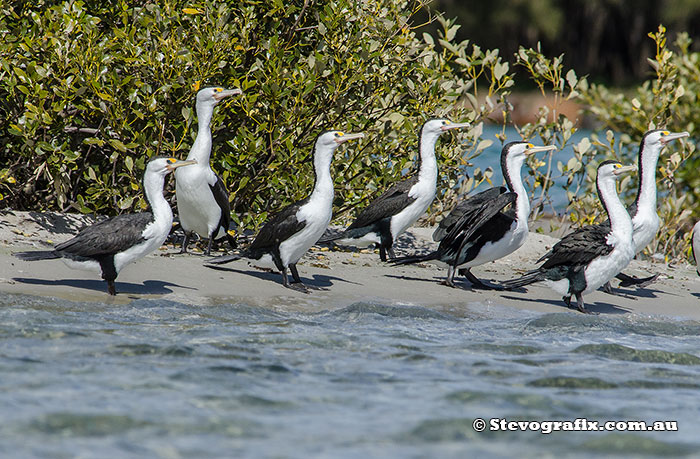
[319, 118, 469, 261]
[175, 86, 242, 255]
[13, 157, 196, 295]
[501, 160, 637, 313]
[601, 129, 689, 291]
[206, 130, 364, 292]
[393, 142, 556, 288]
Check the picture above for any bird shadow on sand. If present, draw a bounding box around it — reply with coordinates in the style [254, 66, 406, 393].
[12, 277, 192, 295]
[499, 294, 631, 315]
[204, 264, 359, 290]
[599, 285, 664, 299]
[383, 273, 505, 291]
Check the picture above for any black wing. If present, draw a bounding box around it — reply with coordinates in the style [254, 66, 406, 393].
[247, 198, 309, 252]
[54, 213, 153, 258]
[538, 223, 614, 269]
[210, 173, 232, 233]
[444, 192, 517, 256]
[348, 176, 419, 229]
[433, 186, 508, 241]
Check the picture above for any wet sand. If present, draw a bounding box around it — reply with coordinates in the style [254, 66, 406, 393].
[1, 210, 698, 319]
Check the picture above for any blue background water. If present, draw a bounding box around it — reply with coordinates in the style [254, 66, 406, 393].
[2, 293, 699, 458]
[464, 125, 591, 210]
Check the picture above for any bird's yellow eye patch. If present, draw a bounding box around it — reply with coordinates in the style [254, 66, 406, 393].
[444, 120, 451, 125]
[527, 143, 534, 148]
[663, 130, 670, 135]
[336, 132, 344, 137]
[614, 163, 622, 168]
[168, 158, 177, 163]
[214, 88, 223, 92]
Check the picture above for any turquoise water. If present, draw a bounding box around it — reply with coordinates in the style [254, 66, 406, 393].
[1, 293, 699, 458]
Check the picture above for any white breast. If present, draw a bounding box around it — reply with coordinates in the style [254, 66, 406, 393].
[114, 217, 172, 274]
[631, 212, 660, 254]
[279, 199, 332, 267]
[460, 220, 525, 269]
[583, 242, 635, 294]
[175, 165, 222, 238]
[390, 182, 435, 241]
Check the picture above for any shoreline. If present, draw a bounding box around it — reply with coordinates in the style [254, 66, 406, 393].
[1, 210, 698, 319]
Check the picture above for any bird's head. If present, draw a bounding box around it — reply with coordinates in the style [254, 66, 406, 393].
[502, 141, 557, 162]
[597, 160, 637, 182]
[196, 86, 243, 106]
[316, 130, 365, 148]
[147, 157, 197, 176]
[421, 118, 470, 136]
[642, 129, 689, 148]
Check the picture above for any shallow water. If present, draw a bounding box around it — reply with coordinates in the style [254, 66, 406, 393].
[1, 294, 699, 458]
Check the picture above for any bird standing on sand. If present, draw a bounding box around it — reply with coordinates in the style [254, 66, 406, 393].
[601, 129, 689, 292]
[692, 221, 700, 276]
[393, 142, 556, 288]
[14, 157, 196, 295]
[175, 86, 242, 255]
[319, 118, 469, 261]
[501, 160, 637, 314]
[207, 130, 364, 292]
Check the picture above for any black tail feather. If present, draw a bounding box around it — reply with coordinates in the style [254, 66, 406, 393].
[13, 250, 59, 261]
[500, 270, 545, 290]
[391, 251, 441, 266]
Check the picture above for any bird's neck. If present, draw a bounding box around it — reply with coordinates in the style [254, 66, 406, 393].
[309, 145, 336, 204]
[505, 157, 530, 225]
[634, 144, 661, 218]
[144, 172, 173, 227]
[417, 131, 439, 186]
[186, 102, 214, 164]
[598, 177, 632, 240]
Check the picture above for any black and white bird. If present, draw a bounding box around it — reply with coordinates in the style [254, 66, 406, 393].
[501, 160, 637, 313]
[601, 129, 689, 291]
[206, 130, 364, 291]
[692, 221, 700, 276]
[13, 157, 196, 295]
[175, 86, 242, 255]
[393, 142, 556, 288]
[319, 118, 469, 261]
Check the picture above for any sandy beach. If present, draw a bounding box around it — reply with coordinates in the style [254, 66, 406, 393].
[1, 210, 698, 319]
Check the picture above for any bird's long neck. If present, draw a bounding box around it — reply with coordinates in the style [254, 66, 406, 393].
[309, 144, 336, 204]
[143, 171, 173, 226]
[186, 101, 214, 164]
[504, 157, 529, 224]
[633, 143, 661, 218]
[417, 131, 439, 187]
[598, 176, 632, 240]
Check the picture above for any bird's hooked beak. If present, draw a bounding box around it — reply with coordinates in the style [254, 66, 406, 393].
[613, 164, 637, 176]
[660, 131, 690, 145]
[214, 88, 243, 102]
[440, 121, 470, 132]
[166, 159, 197, 171]
[525, 144, 557, 156]
[334, 132, 365, 144]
